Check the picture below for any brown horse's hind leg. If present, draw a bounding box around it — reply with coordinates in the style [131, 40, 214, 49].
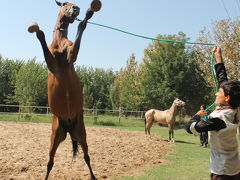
[72, 113, 96, 180]
[45, 115, 67, 180]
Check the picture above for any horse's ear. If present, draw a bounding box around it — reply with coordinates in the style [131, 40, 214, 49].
[55, 0, 62, 6]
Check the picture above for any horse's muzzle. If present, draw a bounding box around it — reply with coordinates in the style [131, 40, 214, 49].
[72, 6, 80, 16]
[65, 6, 80, 23]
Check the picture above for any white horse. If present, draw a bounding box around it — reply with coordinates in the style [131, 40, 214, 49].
[145, 98, 185, 142]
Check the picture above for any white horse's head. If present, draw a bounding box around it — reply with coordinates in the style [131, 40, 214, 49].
[173, 98, 185, 107]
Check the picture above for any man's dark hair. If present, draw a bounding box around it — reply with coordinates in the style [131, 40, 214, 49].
[220, 80, 240, 108]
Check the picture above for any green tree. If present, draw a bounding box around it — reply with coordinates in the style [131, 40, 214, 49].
[109, 77, 120, 110]
[76, 66, 116, 109]
[110, 54, 144, 110]
[0, 57, 23, 104]
[14, 59, 47, 106]
[141, 32, 212, 114]
[197, 18, 240, 84]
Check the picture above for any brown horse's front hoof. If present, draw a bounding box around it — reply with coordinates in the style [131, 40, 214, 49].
[91, 175, 96, 180]
[90, 0, 102, 12]
[28, 22, 40, 33]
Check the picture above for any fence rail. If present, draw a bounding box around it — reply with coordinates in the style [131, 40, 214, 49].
[0, 104, 145, 122]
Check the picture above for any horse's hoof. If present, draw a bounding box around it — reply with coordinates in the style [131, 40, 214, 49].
[90, 0, 102, 12]
[91, 176, 96, 180]
[145, 136, 150, 141]
[28, 22, 40, 33]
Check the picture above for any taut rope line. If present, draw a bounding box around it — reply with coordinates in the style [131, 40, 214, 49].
[76, 18, 216, 46]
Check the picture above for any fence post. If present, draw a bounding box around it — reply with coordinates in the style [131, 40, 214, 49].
[18, 105, 21, 121]
[93, 108, 98, 123]
[118, 107, 123, 124]
[141, 111, 144, 121]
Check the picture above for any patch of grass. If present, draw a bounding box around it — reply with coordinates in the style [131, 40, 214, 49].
[147, 129, 209, 180]
[94, 121, 117, 126]
[0, 113, 51, 123]
[85, 115, 145, 128]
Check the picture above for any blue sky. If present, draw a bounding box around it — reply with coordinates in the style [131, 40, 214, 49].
[0, 0, 239, 71]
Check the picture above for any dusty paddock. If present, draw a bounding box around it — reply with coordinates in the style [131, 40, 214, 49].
[0, 121, 172, 180]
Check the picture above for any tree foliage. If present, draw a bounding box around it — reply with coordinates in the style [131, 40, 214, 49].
[196, 18, 240, 84]
[110, 54, 145, 110]
[109, 32, 212, 114]
[140, 32, 212, 114]
[14, 59, 47, 106]
[76, 66, 116, 109]
[0, 57, 24, 104]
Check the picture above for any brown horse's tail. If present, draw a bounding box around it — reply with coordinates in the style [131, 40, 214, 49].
[59, 119, 79, 158]
[71, 139, 79, 158]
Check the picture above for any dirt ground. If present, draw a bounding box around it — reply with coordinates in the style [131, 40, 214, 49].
[0, 121, 172, 180]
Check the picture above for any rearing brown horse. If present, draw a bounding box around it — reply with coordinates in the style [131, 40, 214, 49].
[31, 1, 101, 179]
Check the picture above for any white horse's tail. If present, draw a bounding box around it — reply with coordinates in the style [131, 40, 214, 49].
[144, 114, 148, 135]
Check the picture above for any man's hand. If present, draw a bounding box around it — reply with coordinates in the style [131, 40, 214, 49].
[197, 109, 208, 117]
[197, 105, 208, 117]
[212, 45, 223, 64]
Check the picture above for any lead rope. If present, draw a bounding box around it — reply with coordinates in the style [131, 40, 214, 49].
[75, 18, 216, 46]
[203, 52, 219, 120]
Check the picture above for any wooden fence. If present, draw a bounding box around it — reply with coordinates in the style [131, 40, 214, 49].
[0, 104, 145, 122]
